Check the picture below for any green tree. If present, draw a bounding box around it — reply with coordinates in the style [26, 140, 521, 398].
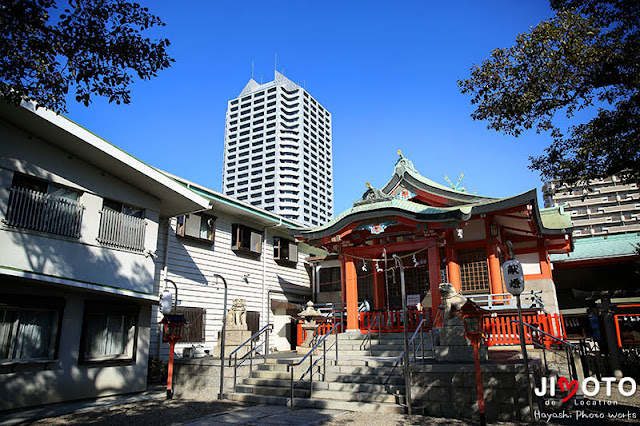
[459, 0, 639, 185]
[0, 0, 173, 113]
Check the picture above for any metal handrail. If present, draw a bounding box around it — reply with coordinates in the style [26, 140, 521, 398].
[511, 319, 579, 381]
[362, 312, 382, 355]
[467, 290, 545, 310]
[286, 321, 341, 408]
[229, 323, 274, 392]
[511, 320, 577, 350]
[432, 307, 444, 328]
[395, 318, 428, 364]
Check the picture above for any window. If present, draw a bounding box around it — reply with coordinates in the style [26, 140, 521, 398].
[80, 302, 138, 362]
[174, 307, 205, 343]
[176, 214, 216, 243]
[6, 173, 83, 238]
[319, 267, 341, 292]
[231, 224, 262, 255]
[0, 296, 63, 362]
[273, 237, 298, 264]
[458, 248, 490, 293]
[98, 199, 146, 251]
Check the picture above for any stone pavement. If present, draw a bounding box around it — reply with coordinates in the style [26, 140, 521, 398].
[182, 405, 346, 425]
[2, 384, 640, 426]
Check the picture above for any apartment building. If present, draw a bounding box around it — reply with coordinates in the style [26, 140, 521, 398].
[543, 176, 640, 238]
[222, 71, 333, 227]
[0, 101, 210, 410]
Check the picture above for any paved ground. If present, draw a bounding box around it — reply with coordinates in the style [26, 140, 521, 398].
[2, 384, 640, 425]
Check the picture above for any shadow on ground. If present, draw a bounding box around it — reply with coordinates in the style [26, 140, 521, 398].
[27, 399, 247, 426]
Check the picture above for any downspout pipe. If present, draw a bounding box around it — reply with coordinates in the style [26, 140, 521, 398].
[214, 273, 228, 399]
[158, 219, 172, 358]
[262, 218, 283, 354]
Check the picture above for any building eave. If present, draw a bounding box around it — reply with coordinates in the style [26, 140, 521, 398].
[0, 100, 211, 218]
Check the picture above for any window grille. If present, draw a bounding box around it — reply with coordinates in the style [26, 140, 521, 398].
[458, 248, 490, 293]
[6, 186, 83, 238]
[97, 208, 146, 251]
[175, 307, 205, 343]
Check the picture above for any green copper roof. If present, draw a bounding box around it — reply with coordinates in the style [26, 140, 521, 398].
[164, 176, 303, 229]
[540, 206, 573, 230]
[382, 154, 495, 204]
[298, 198, 471, 234]
[550, 233, 640, 263]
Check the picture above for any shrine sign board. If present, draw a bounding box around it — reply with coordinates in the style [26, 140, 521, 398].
[502, 260, 525, 296]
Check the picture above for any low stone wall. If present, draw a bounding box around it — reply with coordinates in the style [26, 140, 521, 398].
[173, 358, 256, 400]
[412, 361, 542, 422]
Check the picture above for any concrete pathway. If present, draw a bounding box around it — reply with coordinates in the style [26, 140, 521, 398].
[182, 405, 347, 425]
[0, 387, 166, 426]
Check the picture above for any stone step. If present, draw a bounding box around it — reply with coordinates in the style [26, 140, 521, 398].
[235, 384, 311, 398]
[251, 371, 405, 384]
[235, 385, 401, 404]
[333, 349, 404, 357]
[228, 393, 407, 413]
[241, 378, 405, 394]
[256, 363, 322, 373]
[337, 333, 409, 342]
[336, 343, 410, 351]
[324, 373, 405, 385]
[256, 362, 405, 376]
[328, 358, 402, 367]
[329, 365, 405, 375]
[310, 389, 401, 404]
[265, 356, 304, 364]
[253, 370, 314, 380]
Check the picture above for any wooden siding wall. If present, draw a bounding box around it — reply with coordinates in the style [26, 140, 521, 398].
[151, 212, 313, 359]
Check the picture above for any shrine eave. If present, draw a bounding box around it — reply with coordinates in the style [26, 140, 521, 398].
[292, 203, 471, 241]
[293, 189, 572, 243]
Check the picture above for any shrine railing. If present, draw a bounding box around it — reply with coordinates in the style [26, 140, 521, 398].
[360, 310, 430, 334]
[483, 312, 566, 349]
[296, 318, 343, 347]
[296, 309, 431, 345]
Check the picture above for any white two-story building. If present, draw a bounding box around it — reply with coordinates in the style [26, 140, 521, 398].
[151, 177, 326, 359]
[0, 101, 210, 410]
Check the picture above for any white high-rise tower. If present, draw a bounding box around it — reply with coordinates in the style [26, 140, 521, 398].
[222, 71, 333, 226]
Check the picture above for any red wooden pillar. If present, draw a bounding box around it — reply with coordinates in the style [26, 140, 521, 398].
[487, 243, 503, 296]
[344, 256, 359, 331]
[428, 244, 441, 312]
[340, 255, 347, 305]
[446, 245, 461, 292]
[373, 270, 385, 310]
[538, 249, 553, 279]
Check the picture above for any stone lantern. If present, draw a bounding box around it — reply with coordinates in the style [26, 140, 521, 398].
[297, 301, 323, 354]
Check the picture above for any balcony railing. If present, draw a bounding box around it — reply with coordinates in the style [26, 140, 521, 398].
[97, 209, 146, 252]
[5, 187, 84, 238]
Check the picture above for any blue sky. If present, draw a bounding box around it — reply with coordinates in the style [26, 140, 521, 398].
[65, 0, 557, 215]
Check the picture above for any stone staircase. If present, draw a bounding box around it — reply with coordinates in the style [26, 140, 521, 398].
[229, 332, 434, 412]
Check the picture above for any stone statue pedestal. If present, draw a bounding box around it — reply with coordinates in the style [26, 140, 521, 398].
[435, 316, 488, 362]
[213, 329, 252, 358]
[214, 298, 251, 359]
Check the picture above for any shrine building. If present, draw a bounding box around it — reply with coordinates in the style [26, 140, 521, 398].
[294, 152, 574, 332]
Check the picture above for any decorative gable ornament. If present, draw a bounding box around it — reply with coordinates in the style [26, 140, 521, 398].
[353, 182, 393, 207]
[392, 185, 417, 200]
[393, 150, 418, 177]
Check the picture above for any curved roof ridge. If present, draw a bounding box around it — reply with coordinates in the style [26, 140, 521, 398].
[381, 152, 496, 204]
